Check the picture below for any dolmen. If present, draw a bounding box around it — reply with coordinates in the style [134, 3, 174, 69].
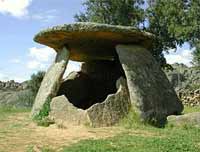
[31, 22, 183, 127]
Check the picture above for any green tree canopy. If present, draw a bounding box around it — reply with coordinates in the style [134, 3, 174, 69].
[75, 0, 145, 27]
[75, 0, 200, 67]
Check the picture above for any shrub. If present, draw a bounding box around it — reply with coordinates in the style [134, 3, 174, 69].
[27, 71, 45, 95]
[33, 97, 54, 127]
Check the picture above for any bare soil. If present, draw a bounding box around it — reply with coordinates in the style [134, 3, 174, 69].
[0, 112, 123, 152]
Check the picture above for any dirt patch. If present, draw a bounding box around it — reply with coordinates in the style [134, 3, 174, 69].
[0, 112, 123, 152]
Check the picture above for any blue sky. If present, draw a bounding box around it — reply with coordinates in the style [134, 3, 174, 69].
[0, 0, 194, 82]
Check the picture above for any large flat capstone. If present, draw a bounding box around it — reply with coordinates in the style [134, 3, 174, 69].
[34, 22, 153, 62]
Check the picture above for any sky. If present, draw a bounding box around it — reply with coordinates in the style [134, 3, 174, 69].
[0, 0, 194, 82]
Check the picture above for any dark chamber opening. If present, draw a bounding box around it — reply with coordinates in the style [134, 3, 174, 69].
[57, 57, 125, 110]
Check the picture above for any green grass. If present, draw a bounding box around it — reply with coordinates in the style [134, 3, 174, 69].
[62, 127, 200, 152]
[60, 106, 200, 152]
[1, 105, 200, 152]
[183, 106, 200, 114]
[0, 106, 30, 120]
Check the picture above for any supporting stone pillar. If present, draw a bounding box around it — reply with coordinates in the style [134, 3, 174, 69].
[116, 45, 183, 126]
[31, 47, 70, 118]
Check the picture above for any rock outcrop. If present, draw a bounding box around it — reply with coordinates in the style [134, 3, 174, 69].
[0, 80, 32, 108]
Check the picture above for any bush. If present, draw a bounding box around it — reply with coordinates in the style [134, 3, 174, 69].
[33, 97, 54, 127]
[27, 71, 45, 95]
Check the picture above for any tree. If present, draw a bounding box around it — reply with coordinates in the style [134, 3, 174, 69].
[147, 0, 200, 67]
[75, 0, 200, 67]
[146, 0, 188, 66]
[75, 0, 145, 27]
[74, 0, 169, 66]
[193, 42, 200, 66]
[27, 71, 45, 95]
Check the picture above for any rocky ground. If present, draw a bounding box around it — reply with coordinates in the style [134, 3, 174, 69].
[164, 63, 200, 106]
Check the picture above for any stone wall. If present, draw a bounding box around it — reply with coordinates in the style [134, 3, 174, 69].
[178, 89, 200, 106]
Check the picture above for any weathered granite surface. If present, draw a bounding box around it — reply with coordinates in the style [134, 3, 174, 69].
[49, 95, 88, 127]
[116, 45, 184, 126]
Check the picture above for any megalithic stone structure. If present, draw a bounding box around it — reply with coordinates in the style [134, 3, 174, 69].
[31, 47, 70, 118]
[31, 22, 183, 126]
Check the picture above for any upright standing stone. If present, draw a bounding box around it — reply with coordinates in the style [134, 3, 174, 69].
[116, 45, 183, 126]
[31, 47, 70, 118]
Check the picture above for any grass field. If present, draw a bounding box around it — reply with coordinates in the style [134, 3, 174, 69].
[0, 106, 199, 152]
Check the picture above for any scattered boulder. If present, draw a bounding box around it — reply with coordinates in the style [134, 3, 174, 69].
[168, 112, 200, 127]
[116, 45, 183, 125]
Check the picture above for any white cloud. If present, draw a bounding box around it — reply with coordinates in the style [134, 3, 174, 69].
[0, 0, 32, 18]
[27, 46, 81, 75]
[27, 46, 56, 70]
[31, 9, 58, 23]
[0, 71, 26, 82]
[29, 47, 56, 62]
[165, 48, 194, 67]
[27, 60, 46, 69]
[10, 58, 21, 63]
